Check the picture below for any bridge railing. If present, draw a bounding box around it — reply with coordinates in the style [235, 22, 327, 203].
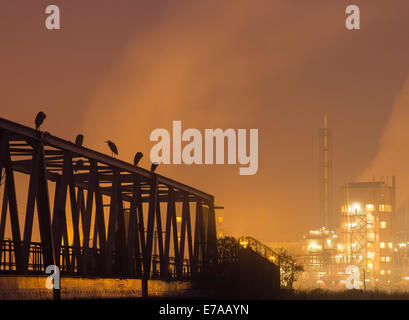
[239, 236, 279, 264]
[0, 240, 196, 279]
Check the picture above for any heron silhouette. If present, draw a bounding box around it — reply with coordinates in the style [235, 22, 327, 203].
[134, 152, 143, 166]
[105, 140, 118, 157]
[35, 111, 46, 130]
[75, 134, 84, 146]
[150, 162, 159, 172]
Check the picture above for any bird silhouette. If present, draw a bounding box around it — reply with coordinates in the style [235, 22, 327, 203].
[134, 152, 143, 166]
[75, 134, 84, 146]
[35, 111, 46, 130]
[105, 140, 118, 157]
[150, 162, 159, 172]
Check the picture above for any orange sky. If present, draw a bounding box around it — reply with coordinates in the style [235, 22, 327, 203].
[1, 1, 409, 242]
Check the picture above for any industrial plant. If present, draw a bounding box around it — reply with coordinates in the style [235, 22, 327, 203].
[299, 117, 409, 290]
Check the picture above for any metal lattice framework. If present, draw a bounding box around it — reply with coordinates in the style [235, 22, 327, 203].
[0, 117, 217, 280]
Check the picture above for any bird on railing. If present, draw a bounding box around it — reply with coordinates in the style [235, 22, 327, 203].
[75, 134, 84, 146]
[35, 111, 46, 130]
[151, 162, 159, 172]
[105, 140, 118, 157]
[133, 152, 143, 166]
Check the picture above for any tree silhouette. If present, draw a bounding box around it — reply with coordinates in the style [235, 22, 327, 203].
[276, 248, 304, 289]
[217, 236, 240, 264]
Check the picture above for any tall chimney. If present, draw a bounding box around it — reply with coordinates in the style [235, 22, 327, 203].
[319, 115, 332, 227]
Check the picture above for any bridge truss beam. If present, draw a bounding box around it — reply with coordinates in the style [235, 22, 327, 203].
[0, 118, 217, 280]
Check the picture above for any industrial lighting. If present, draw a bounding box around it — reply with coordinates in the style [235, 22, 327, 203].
[240, 240, 248, 248]
[352, 203, 361, 213]
[308, 242, 322, 252]
[366, 204, 374, 211]
[269, 256, 277, 263]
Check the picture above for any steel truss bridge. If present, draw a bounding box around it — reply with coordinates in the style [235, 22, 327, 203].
[0, 117, 217, 280]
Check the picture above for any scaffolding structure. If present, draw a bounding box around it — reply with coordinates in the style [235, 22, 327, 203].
[339, 179, 396, 286]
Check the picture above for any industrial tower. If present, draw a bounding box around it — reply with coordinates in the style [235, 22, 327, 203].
[319, 115, 332, 227]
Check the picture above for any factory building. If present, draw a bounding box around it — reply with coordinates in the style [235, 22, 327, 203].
[299, 117, 409, 289]
[339, 178, 396, 287]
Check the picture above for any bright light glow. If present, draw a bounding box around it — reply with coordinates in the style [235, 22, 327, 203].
[386, 256, 391, 262]
[380, 270, 385, 275]
[366, 204, 374, 211]
[388, 242, 393, 249]
[380, 242, 385, 248]
[380, 221, 387, 229]
[176, 216, 182, 223]
[399, 243, 406, 248]
[269, 255, 277, 263]
[352, 203, 361, 213]
[240, 240, 248, 248]
[308, 241, 322, 252]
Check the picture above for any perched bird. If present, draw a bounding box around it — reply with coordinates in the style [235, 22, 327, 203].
[35, 111, 46, 130]
[150, 162, 159, 172]
[105, 140, 118, 157]
[133, 152, 143, 166]
[75, 134, 84, 146]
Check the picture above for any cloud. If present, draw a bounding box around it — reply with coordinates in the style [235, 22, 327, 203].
[360, 76, 409, 209]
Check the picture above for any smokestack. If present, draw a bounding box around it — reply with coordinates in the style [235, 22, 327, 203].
[319, 115, 332, 227]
